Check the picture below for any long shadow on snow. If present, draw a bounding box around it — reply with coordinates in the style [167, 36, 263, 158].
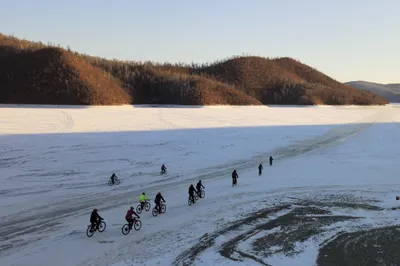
[0, 121, 398, 253]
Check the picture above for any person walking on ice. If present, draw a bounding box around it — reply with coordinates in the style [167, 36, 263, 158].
[258, 164, 263, 175]
[269, 156, 274, 166]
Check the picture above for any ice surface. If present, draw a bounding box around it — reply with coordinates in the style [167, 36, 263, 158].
[0, 104, 399, 266]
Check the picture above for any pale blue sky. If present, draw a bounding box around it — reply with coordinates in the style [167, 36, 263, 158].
[1, 0, 399, 83]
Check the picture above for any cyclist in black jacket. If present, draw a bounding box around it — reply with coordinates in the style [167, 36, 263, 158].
[232, 170, 238, 186]
[196, 180, 205, 197]
[189, 184, 197, 204]
[154, 192, 165, 213]
[90, 208, 103, 231]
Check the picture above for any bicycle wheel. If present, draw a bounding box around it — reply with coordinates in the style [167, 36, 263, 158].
[145, 202, 151, 211]
[136, 204, 143, 214]
[115, 179, 120, 185]
[122, 224, 130, 235]
[108, 180, 113, 186]
[98, 221, 106, 232]
[86, 225, 95, 237]
[152, 207, 158, 217]
[134, 220, 142, 231]
[201, 190, 205, 198]
[161, 204, 167, 213]
[188, 197, 192, 206]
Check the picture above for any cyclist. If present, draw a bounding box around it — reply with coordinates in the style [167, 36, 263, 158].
[110, 173, 117, 184]
[196, 180, 205, 197]
[232, 170, 239, 186]
[125, 207, 140, 229]
[154, 192, 166, 214]
[189, 184, 197, 204]
[90, 208, 103, 231]
[161, 164, 167, 174]
[139, 192, 149, 209]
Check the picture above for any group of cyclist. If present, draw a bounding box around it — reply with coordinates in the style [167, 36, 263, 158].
[90, 182, 202, 231]
[124, 192, 166, 229]
[90, 191, 166, 231]
[92, 158, 274, 231]
[108, 164, 168, 186]
[188, 180, 205, 204]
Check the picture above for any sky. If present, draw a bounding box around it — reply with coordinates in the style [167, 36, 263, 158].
[1, 0, 399, 83]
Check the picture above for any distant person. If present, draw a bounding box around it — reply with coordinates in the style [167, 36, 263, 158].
[161, 164, 167, 174]
[269, 156, 274, 166]
[188, 184, 197, 204]
[110, 173, 117, 184]
[258, 164, 263, 175]
[232, 170, 239, 186]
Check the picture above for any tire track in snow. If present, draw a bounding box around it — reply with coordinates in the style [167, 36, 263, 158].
[0, 107, 394, 256]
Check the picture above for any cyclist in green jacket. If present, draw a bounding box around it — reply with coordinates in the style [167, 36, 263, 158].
[139, 192, 149, 209]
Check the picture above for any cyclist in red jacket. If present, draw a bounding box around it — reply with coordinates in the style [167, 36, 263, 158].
[125, 207, 140, 229]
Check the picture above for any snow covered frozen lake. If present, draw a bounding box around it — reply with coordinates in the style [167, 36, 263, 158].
[1, 104, 400, 266]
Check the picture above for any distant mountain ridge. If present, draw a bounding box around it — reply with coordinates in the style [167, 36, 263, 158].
[0, 33, 388, 106]
[345, 81, 400, 103]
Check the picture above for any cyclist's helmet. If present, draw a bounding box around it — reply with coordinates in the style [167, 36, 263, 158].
[93, 208, 98, 212]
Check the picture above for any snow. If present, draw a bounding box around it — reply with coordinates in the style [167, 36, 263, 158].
[0, 104, 400, 266]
